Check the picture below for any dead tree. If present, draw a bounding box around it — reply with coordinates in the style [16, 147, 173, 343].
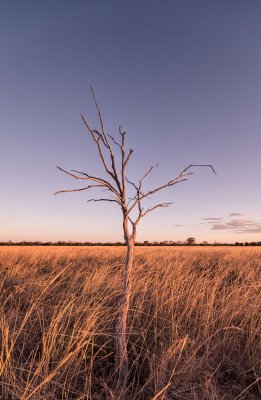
[55, 89, 216, 386]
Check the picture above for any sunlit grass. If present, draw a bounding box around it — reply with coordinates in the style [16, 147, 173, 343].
[0, 246, 260, 399]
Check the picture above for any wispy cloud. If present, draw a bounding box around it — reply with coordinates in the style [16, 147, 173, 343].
[202, 217, 224, 221]
[172, 224, 185, 227]
[227, 212, 244, 217]
[201, 213, 261, 234]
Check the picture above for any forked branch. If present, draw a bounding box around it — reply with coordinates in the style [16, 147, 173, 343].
[56, 166, 121, 199]
[141, 202, 173, 218]
[127, 164, 216, 217]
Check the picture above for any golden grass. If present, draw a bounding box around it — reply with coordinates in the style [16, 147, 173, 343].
[0, 246, 260, 399]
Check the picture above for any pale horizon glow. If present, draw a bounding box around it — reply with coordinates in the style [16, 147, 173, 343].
[1, 1, 261, 244]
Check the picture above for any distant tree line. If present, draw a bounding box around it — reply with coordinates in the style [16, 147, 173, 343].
[1, 240, 261, 246]
[235, 242, 261, 246]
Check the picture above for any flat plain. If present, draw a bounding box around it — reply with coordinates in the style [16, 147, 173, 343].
[0, 246, 260, 399]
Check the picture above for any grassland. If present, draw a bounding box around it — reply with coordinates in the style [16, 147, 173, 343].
[0, 246, 260, 399]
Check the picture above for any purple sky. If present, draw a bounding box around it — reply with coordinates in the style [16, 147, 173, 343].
[1, 0, 261, 243]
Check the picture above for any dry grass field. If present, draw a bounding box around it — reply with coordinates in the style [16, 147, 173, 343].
[0, 246, 260, 400]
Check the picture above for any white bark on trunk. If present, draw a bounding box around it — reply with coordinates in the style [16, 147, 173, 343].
[115, 215, 135, 386]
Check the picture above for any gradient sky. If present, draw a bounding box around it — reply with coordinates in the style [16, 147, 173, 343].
[1, 0, 261, 243]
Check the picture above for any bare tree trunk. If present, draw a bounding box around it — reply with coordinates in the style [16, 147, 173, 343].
[115, 215, 135, 386]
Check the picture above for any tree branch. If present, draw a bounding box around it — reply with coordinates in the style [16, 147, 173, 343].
[127, 164, 216, 216]
[140, 163, 159, 184]
[124, 148, 134, 167]
[89, 89, 123, 194]
[87, 198, 120, 204]
[141, 202, 173, 218]
[179, 164, 217, 176]
[90, 87, 109, 147]
[54, 184, 103, 195]
[108, 133, 122, 149]
[125, 176, 139, 192]
[56, 166, 122, 201]
[81, 116, 114, 177]
[70, 169, 120, 196]
[132, 202, 173, 228]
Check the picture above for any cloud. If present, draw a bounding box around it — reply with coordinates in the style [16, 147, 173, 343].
[201, 214, 261, 234]
[172, 224, 184, 227]
[202, 217, 224, 221]
[227, 212, 245, 217]
[212, 224, 230, 230]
